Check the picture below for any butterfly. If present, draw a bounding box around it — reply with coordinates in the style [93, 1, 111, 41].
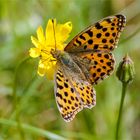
[51, 14, 126, 122]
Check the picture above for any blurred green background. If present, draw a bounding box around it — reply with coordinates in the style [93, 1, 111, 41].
[0, 0, 140, 140]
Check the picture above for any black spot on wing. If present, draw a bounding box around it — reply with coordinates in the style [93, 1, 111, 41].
[86, 30, 93, 37]
[75, 38, 82, 46]
[79, 34, 86, 40]
[95, 22, 103, 29]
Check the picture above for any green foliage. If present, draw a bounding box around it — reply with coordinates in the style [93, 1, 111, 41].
[0, 0, 140, 140]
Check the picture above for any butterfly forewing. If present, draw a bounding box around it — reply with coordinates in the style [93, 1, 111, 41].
[64, 14, 126, 52]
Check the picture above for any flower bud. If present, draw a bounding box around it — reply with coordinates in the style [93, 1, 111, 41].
[116, 54, 135, 84]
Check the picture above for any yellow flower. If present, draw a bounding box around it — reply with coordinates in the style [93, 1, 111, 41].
[29, 19, 72, 79]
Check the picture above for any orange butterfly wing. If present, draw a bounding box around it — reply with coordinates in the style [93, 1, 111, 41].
[54, 15, 126, 122]
[55, 64, 96, 122]
[64, 14, 126, 84]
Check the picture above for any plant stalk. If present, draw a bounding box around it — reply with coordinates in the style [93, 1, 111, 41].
[115, 82, 128, 140]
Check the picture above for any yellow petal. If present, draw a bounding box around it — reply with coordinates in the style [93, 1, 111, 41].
[29, 48, 41, 58]
[56, 44, 65, 51]
[37, 26, 45, 44]
[31, 36, 40, 48]
[38, 62, 46, 76]
[46, 67, 55, 80]
[56, 21, 72, 43]
[45, 19, 56, 45]
[38, 60, 55, 79]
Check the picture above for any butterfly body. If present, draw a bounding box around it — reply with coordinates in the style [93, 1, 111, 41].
[54, 14, 126, 122]
[51, 50, 76, 68]
[51, 49, 89, 81]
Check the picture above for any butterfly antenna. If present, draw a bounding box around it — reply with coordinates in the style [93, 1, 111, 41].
[52, 19, 57, 51]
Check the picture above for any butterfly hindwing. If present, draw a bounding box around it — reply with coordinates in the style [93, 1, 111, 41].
[86, 52, 115, 84]
[71, 51, 115, 84]
[55, 64, 96, 122]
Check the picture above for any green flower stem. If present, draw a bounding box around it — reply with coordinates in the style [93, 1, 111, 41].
[12, 57, 31, 140]
[11, 73, 37, 118]
[13, 57, 31, 111]
[115, 82, 128, 140]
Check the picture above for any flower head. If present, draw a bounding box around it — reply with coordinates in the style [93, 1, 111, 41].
[116, 54, 135, 84]
[29, 19, 72, 79]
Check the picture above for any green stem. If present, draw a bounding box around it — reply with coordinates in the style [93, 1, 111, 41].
[13, 57, 30, 111]
[12, 57, 31, 140]
[11, 74, 37, 118]
[115, 82, 128, 140]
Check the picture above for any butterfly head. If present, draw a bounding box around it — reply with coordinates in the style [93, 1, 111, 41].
[50, 49, 61, 59]
[51, 49, 72, 66]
